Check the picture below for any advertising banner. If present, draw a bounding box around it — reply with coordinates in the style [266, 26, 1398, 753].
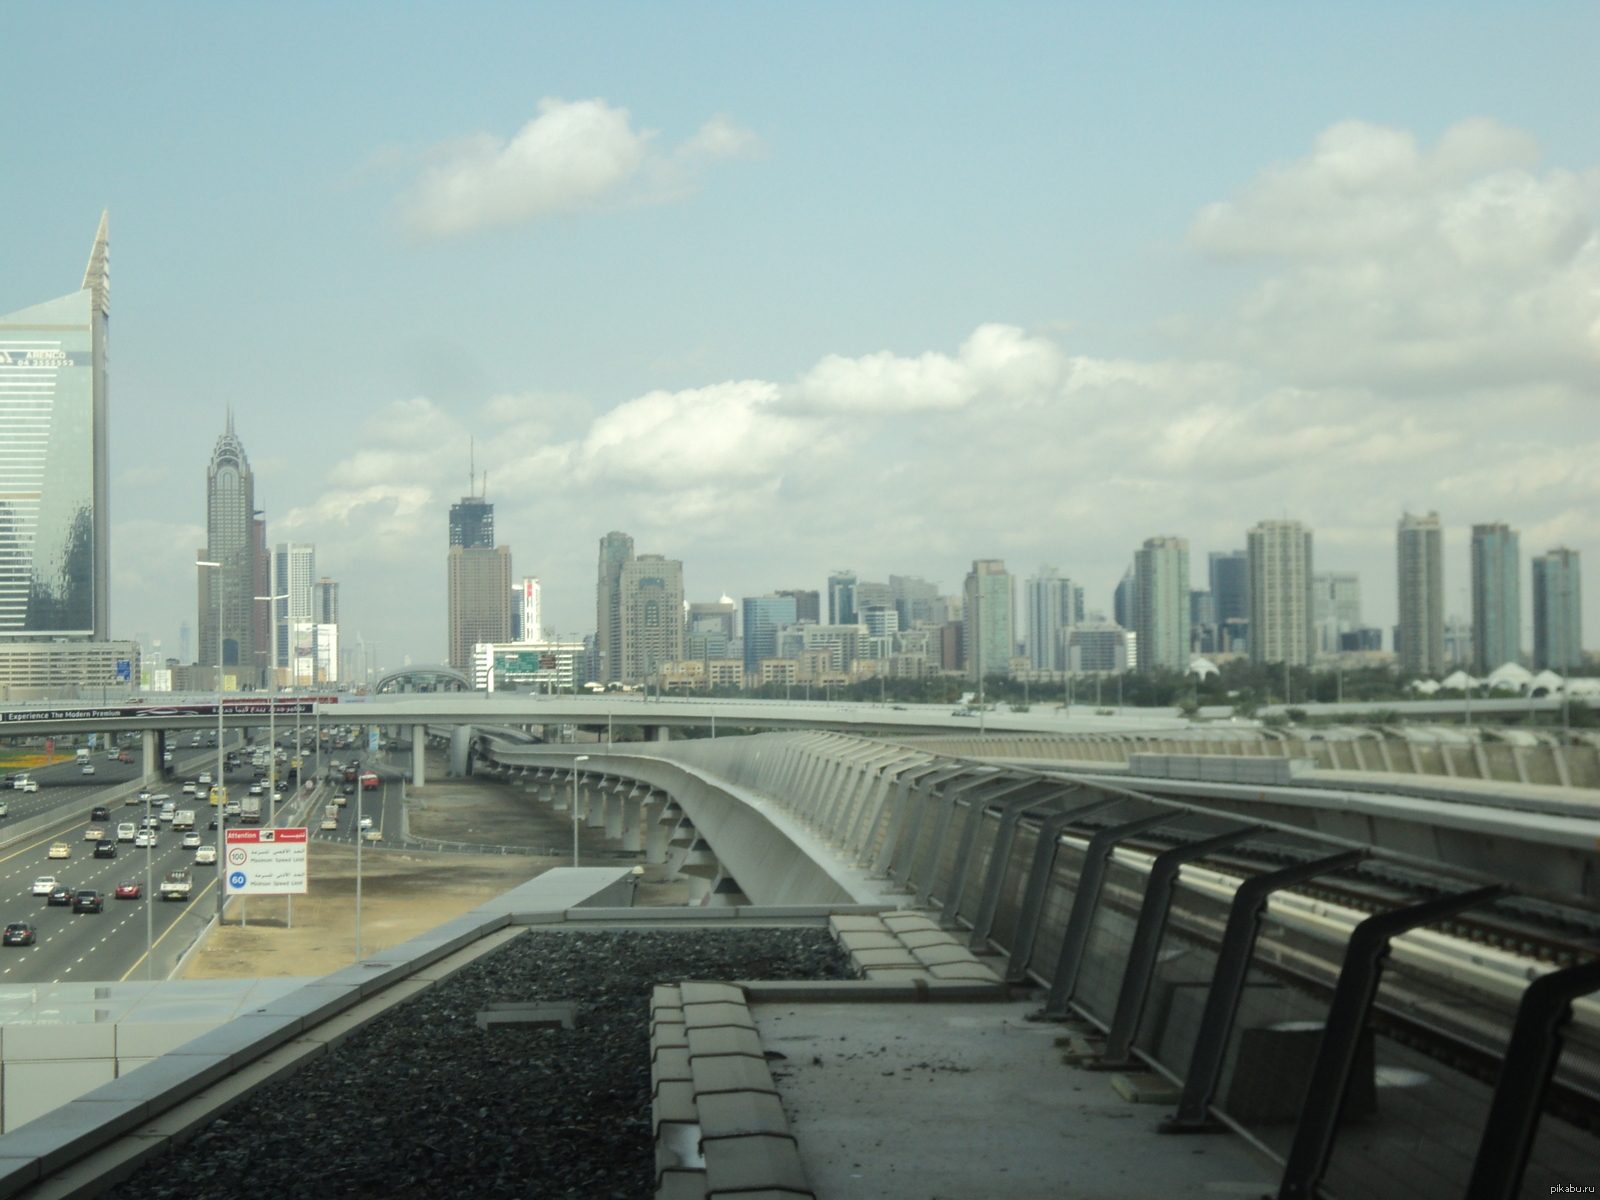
[223, 827, 308, 896]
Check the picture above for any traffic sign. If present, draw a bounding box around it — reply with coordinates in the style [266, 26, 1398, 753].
[222, 827, 308, 896]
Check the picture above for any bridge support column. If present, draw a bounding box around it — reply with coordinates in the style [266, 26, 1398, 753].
[605, 791, 623, 840]
[552, 776, 569, 812]
[646, 798, 672, 864]
[411, 726, 427, 787]
[643, 725, 671, 742]
[141, 729, 160, 784]
[585, 785, 606, 828]
[621, 792, 643, 852]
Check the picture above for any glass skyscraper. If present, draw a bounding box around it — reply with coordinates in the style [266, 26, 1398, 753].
[1471, 523, 1521, 672]
[0, 213, 110, 639]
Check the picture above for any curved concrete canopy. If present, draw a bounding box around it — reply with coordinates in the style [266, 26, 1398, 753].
[374, 665, 472, 694]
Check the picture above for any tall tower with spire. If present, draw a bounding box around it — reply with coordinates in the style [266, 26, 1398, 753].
[0, 212, 112, 640]
[198, 410, 262, 682]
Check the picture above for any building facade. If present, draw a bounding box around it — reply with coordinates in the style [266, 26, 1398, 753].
[1025, 566, 1084, 672]
[1133, 537, 1190, 671]
[619, 554, 684, 683]
[0, 214, 111, 643]
[963, 559, 1014, 681]
[1311, 571, 1361, 654]
[270, 543, 315, 676]
[449, 497, 493, 549]
[776, 589, 820, 624]
[1532, 548, 1582, 671]
[596, 531, 634, 684]
[827, 571, 857, 626]
[1247, 520, 1314, 666]
[514, 577, 541, 643]
[1396, 511, 1445, 675]
[741, 594, 798, 675]
[198, 414, 263, 684]
[447, 545, 512, 671]
[1209, 550, 1249, 653]
[1471, 522, 1521, 672]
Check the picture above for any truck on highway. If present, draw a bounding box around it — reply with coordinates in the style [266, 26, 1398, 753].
[172, 809, 195, 831]
[322, 804, 339, 831]
[240, 795, 261, 824]
[360, 771, 379, 790]
[76, 747, 90, 765]
[160, 869, 192, 901]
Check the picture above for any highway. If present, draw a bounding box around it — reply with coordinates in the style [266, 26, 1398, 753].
[0, 732, 267, 984]
[307, 751, 407, 849]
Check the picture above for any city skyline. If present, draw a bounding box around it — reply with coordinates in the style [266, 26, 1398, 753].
[5, 8, 1597, 667]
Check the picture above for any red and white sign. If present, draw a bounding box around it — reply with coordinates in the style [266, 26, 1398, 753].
[223, 827, 308, 896]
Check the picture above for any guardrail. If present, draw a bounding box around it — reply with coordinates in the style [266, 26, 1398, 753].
[478, 731, 1600, 1200]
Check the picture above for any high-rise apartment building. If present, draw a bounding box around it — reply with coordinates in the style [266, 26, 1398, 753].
[1209, 550, 1249, 652]
[742, 594, 798, 674]
[1532, 548, 1582, 671]
[963, 560, 1014, 681]
[270, 543, 315, 673]
[1025, 566, 1084, 671]
[619, 554, 684, 683]
[198, 414, 263, 682]
[776, 590, 820, 624]
[596, 531, 635, 684]
[314, 578, 339, 625]
[827, 572, 857, 626]
[1133, 537, 1190, 671]
[0, 214, 111, 641]
[448, 545, 512, 671]
[1396, 511, 1445, 675]
[1311, 571, 1361, 654]
[1247, 520, 1314, 666]
[1471, 523, 1521, 672]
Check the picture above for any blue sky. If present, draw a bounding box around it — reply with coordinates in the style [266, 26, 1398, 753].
[5, 3, 1599, 666]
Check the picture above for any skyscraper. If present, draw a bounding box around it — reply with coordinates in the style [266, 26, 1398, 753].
[889, 575, 941, 629]
[827, 571, 857, 626]
[270, 543, 315, 675]
[742, 593, 798, 674]
[596, 531, 634, 684]
[198, 414, 263, 681]
[963, 560, 1014, 681]
[619, 554, 684, 682]
[1532, 548, 1582, 671]
[447, 494, 511, 672]
[1471, 523, 1521, 672]
[1112, 566, 1134, 631]
[1311, 572, 1361, 653]
[776, 589, 820, 624]
[1397, 511, 1445, 675]
[314, 578, 339, 625]
[1133, 537, 1190, 671]
[1247, 520, 1314, 666]
[0, 213, 111, 640]
[1209, 550, 1249, 653]
[1025, 566, 1083, 671]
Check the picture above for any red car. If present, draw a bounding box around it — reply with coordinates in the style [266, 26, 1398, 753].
[114, 881, 142, 900]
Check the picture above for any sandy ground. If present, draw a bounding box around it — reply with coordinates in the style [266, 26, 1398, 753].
[186, 764, 685, 979]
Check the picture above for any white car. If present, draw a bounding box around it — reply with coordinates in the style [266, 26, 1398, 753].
[31, 876, 57, 896]
[181, 832, 201, 849]
[116, 823, 136, 841]
[181, 782, 197, 796]
[13, 778, 37, 793]
[159, 806, 176, 823]
[359, 815, 374, 830]
[194, 845, 217, 865]
[135, 831, 157, 848]
[197, 773, 212, 787]
[81, 764, 96, 776]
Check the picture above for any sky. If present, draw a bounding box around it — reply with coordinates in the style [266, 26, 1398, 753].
[4, 3, 1599, 669]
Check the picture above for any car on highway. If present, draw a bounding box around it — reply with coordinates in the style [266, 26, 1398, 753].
[13, 778, 37, 793]
[0, 800, 8, 818]
[248, 782, 262, 796]
[180, 782, 197, 796]
[181, 832, 201, 849]
[84, 825, 105, 842]
[160, 803, 176, 823]
[116, 822, 136, 842]
[360, 772, 379, 790]
[197, 773, 212, 787]
[194, 845, 217, 865]
[93, 842, 118, 859]
[31, 877, 57, 897]
[117, 751, 132, 764]
[134, 831, 157, 848]
[47, 843, 71, 859]
[3, 923, 37, 947]
[91, 806, 110, 822]
[72, 890, 104, 914]
[47, 885, 73, 907]
[359, 815, 374, 830]
[81, 764, 95, 776]
[115, 882, 141, 900]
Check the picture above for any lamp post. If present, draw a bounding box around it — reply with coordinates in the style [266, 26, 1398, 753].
[197, 560, 227, 923]
[572, 755, 589, 868]
[255, 594, 279, 825]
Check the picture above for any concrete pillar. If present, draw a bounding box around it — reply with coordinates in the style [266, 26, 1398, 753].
[141, 729, 159, 783]
[686, 874, 711, 903]
[646, 800, 670, 863]
[605, 792, 623, 840]
[654, 725, 671, 742]
[448, 726, 473, 776]
[412, 726, 427, 786]
[622, 794, 643, 852]
[585, 785, 606, 828]
[552, 775, 570, 812]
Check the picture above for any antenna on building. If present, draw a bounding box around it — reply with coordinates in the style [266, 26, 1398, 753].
[482, 470, 488, 499]
[469, 437, 475, 497]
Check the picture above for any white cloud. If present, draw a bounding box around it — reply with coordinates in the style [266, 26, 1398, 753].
[401, 99, 758, 238]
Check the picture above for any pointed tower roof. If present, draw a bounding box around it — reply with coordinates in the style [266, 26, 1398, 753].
[81, 210, 109, 318]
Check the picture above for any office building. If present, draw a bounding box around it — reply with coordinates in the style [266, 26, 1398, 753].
[0, 640, 139, 702]
[1067, 621, 1130, 674]
[1209, 550, 1249, 652]
[1133, 538, 1190, 671]
[1312, 571, 1361, 654]
[890, 576, 942, 628]
[1247, 520, 1314, 666]
[514, 577, 541, 643]
[314, 578, 339, 626]
[1532, 548, 1582, 671]
[855, 581, 893, 612]
[776, 589, 820, 624]
[1445, 615, 1473, 668]
[596, 531, 635, 684]
[0, 214, 111, 642]
[827, 572, 857, 626]
[1112, 567, 1134, 631]
[963, 560, 1014, 682]
[619, 554, 684, 683]
[1025, 566, 1084, 671]
[313, 622, 339, 684]
[198, 414, 263, 685]
[449, 496, 494, 549]
[270, 544, 315, 675]
[742, 594, 798, 675]
[1190, 591, 1216, 653]
[475, 640, 585, 692]
[688, 598, 737, 639]
[1396, 511, 1446, 675]
[1471, 523, 1521, 672]
[448, 530, 512, 674]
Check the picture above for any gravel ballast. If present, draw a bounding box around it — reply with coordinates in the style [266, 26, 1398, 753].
[104, 928, 852, 1200]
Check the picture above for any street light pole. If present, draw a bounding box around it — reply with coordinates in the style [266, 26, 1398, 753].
[256, 593, 279, 825]
[197, 560, 226, 923]
[572, 754, 589, 868]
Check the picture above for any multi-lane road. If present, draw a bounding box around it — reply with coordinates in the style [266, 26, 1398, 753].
[308, 755, 406, 849]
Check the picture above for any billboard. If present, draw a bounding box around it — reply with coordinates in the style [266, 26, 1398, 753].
[223, 827, 308, 895]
